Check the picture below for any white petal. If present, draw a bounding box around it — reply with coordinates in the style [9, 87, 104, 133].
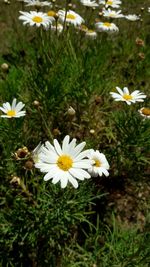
[54, 139, 62, 155]
[60, 176, 68, 188]
[43, 171, 55, 181]
[52, 175, 61, 184]
[40, 153, 57, 163]
[123, 87, 129, 94]
[116, 87, 124, 95]
[0, 107, 7, 113]
[12, 98, 17, 109]
[45, 141, 56, 153]
[69, 168, 90, 180]
[3, 102, 11, 110]
[73, 160, 93, 169]
[74, 149, 90, 161]
[62, 135, 70, 153]
[71, 142, 86, 157]
[68, 175, 78, 188]
[15, 102, 25, 112]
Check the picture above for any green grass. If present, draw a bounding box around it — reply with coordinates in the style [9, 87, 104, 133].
[0, 0, 150, 266]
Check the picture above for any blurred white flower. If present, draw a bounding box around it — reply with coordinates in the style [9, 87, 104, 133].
[102, 8, 124, 18]
[88, 149, 110, 177]
[99, 0, 122, 9]
[95, 21, 119, 32]
[47, 10, 57, 21]
[23, 0, 52, 7]
[148, 7, 150, 13]
[125, 14, 140, 21]
[110, 87, 147, 105]
[138, 107, 150, 119]
[0, 98, 26, 118]
[58, 10, 84, 26]
[35, 135, 93, 188]
[80, 0, 99, 7]
[85, 29, 97, 39]
[19, 11, 52, 28]
[51, 23, 63, 33]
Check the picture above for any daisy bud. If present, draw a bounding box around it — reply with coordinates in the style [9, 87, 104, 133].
[10, 176, 21, 185]
[1, 63, 9, 72]
[15, 147, 29, 160]
[140, 7, 145, 11]
[90, 129, 95, 135]
[4, 0, 10, 4]
[53, 128, 61, 136]
[67, 106, 76, 116]
[138, 52, 145, 60]
[33, 100, 40, 107]
[24, 160, 34, 170]
[135, 37, 144, 47]
[95, 95, 102, 105]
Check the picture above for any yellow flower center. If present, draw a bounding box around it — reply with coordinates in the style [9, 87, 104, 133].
[123, 94, 133, 101]
[88, 30, 94, 33]
[141, 108, 150, 116]
[47, 10, 56, 17]
[103, 22, 111, 27]
[107, 1, 113, 5]
[32, 16, 43, 23]
[57, 155, 73, 171]
[80, 24, 88, 32]
[7, 110, 16, 117]
[93, 158, 101, 167]
[66, 14, 76, 20]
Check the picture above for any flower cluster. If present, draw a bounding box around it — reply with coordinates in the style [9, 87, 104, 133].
[17, 0, 142, 37]
[34, 135, 110, 188]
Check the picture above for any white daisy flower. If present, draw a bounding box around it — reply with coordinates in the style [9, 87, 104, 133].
[0, 98, 26, 118]
[125, 14, 140, 21]
[32, 143, 44, 163]
[58, 10, 84, 27]
[80, 0, 99, 8]
[99, 0, 122, 9]
[23, 0, 52, 7]
[138, 107, 150, 119]
[51, 23, 63, 34]
[35, 135, 93, 188]
[85, 29, 97, 39]
[148, 7, 150, 13]
[19, 11, 52, 28]
[102, 8, 124, 18]
[47, 10, 57, 20]
[95, 21, 119, 32]
[88, 149, 110, 177]
[110, 87, 147, 105]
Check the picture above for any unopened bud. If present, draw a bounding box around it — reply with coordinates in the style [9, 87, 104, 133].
[10, 176, 21, 185]
[53, 128, 61, 136]
[15, 147, 29, 160]
[4, 0, 10, 4]
[67, 106, 76, 116]
[135, 37, 144, 47]
[138, 52, 145, 60]
[1, 63, 9, 72]
[90, 129, 95, 134]
[24, 160, 34, 170]
[33, 100, 40, 106]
